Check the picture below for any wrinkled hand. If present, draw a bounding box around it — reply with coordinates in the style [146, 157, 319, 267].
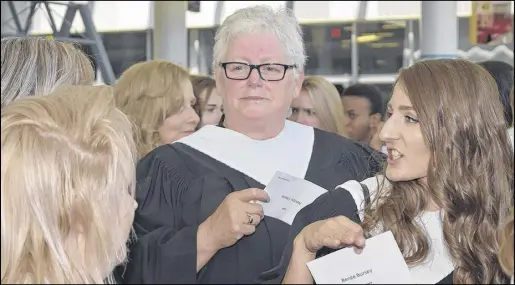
[201, 188, 270, 251]
[294, 216, 366, 256]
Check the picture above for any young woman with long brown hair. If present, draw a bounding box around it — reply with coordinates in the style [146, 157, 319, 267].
[259, 59, 514, 284]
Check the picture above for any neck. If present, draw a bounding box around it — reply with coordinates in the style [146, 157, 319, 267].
[224, 116, 285, 140]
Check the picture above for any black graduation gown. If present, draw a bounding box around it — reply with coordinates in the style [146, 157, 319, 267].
[116, 128, 384, 284]
[255, 188, 455, 284]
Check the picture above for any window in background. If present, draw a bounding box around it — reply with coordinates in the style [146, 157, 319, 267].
[356, 21, 405, 74]
[375, 83, 394, 100]
[188, 27, 217, 75]
[411, 17, 513, 65]
[302, 23, 352, 75]
[70, 33, 98, 80]
[101, 30, 149, 78]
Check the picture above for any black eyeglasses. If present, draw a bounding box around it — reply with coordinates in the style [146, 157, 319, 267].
[219, 62, 297, 81]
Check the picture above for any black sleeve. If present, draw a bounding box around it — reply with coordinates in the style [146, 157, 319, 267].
[255, 188, 361, 284]
[342, 141, 385, 182]
[118, 147, 199, 284]
[306, 130, 385, 191]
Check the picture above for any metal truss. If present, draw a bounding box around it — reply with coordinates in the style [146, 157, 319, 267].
[1, 1, 116, 85]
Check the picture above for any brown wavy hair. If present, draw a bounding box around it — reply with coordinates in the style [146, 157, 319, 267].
[362, 59, 514, 284]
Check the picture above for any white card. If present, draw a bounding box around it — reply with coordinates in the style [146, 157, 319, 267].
[306, 231, 412, 284]
[261, 171, 327, 225]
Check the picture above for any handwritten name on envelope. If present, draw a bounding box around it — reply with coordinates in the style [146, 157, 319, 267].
[306, 231, 412, 284]
[261, 171, 327, 225]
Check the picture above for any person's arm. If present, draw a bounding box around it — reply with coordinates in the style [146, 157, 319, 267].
[282, 237, 317, 284]
[255, 189, 362, 284]
[282, 216, 365, 284]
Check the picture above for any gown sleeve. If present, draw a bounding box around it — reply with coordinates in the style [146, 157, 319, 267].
[255, 188, 361, 284]
[119, 146, 199, 284]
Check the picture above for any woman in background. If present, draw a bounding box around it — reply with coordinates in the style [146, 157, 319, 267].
[1, 37, 94, 108]
[191, 74, 223, 127]
[288, 75, 346, 136]
[114, 60, 199, 158]
[1, 86, 137, 283]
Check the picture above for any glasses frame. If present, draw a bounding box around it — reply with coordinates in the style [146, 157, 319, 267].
[219, 62, 297, 81]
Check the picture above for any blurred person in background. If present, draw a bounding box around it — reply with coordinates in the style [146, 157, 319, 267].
[191, 74, 223, 128]
[341, 83, 385, 150]
[479, 61, 513, 129]
[114, 60, 199, 158]
[118, 5, 383, 284]
[333, 83, 344, 96]
[1, 37, 94, 108]
[288, 75, 346, 136]
[260, 58, 513, 285]
[1, 86, 137, 284]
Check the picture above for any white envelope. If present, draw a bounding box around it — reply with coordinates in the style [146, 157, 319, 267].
[261, 171, 327, 225]
[306, 231, 412, 284]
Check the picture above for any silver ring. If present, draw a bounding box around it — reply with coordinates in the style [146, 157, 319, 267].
[247, 213, 254, 224]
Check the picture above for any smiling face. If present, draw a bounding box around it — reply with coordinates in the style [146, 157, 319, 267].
[215, 32, 303, 124]
[379, 84, 431, 182]
[158, 79, 199, 144]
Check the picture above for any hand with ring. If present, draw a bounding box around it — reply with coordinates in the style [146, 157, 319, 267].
[198, 188, 270, 251]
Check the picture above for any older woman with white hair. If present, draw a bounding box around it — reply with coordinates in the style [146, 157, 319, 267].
[118, 5, 383, 284]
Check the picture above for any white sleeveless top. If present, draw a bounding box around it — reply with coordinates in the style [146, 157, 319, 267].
[337, 176, 455, 284]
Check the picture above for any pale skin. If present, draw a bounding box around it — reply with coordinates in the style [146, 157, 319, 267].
[282, 84, 437, 283]
[195, 31, 304, 272]
[289, 90, 322, 130]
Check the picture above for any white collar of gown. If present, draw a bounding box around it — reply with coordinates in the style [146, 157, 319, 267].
[174, 120, 315, 186]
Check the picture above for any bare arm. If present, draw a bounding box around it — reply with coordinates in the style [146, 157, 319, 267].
[282, 237, 317, 284]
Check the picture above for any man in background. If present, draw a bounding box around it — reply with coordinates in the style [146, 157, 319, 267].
[341, 83, 385, 150]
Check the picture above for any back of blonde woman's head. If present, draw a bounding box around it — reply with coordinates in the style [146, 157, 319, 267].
[301, 76, 347, 136]
[1, 37, 95, 108]
[114, 60, 190, 157]
[1, 86, 137, 284]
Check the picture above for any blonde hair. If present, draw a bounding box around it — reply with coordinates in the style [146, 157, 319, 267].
[1, 86, 137, 284]
[1, 37, 95, 108]
[498, 207, 514, 278]
[114, 60, 191, 158]
[301, 76, 347, 136]
[363, 59, 513, 283]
